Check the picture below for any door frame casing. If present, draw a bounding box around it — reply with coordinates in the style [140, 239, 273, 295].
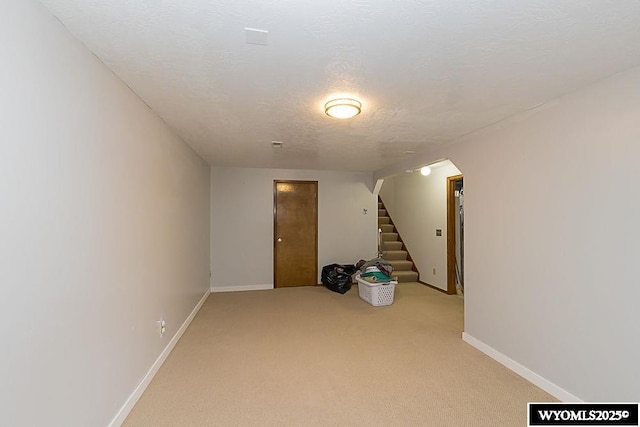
[273, 180, 318, 288]
[446, 174, 463, 295]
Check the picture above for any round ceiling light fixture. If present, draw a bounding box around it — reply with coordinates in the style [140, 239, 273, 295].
[324, 98, 362, 119]
[420, 166, 432, 176]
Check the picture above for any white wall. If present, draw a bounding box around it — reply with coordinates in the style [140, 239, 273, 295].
[376, 67, 640, 401]
[379, 162, 461, 290]
[0, 2, 210, 426]
[210, 167, 377, 290]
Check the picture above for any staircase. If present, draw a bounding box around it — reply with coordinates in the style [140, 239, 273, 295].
[378, 199, 419, 283]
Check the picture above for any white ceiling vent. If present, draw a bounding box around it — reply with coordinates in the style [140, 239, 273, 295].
[245, 28, 269, 46]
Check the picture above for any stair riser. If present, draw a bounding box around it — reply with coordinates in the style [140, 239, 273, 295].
[388, 260, 413, 271]
[382, 241, 403, 251]
[381, 233, 398, 242]
[392, 271, 419, 283]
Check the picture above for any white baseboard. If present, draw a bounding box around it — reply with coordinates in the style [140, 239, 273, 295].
[462, 332, 582, 402]
[108, 289, 211, 427]
[211, 284, 273, 293]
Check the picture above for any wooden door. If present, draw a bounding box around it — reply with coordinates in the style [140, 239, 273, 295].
[274, 180, 318, 287]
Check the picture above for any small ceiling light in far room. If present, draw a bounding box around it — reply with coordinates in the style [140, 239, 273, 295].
[420, 166, 431, 176]
[324, 98, 362, 119]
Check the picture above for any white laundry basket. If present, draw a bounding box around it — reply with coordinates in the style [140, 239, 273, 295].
[356, 275, 396, 306]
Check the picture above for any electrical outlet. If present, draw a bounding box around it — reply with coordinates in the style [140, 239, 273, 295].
[432, 268, 436, 275]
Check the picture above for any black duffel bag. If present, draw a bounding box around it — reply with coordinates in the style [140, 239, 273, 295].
[321, 264, 357, 294]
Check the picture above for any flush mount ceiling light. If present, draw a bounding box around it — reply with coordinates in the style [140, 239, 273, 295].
[324, 98, 362, 119]
[420, 166, 432, 176]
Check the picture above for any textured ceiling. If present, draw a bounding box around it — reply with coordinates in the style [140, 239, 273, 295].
[39, 0, 640, 172]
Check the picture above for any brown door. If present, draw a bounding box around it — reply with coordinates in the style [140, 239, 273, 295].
[274, 180, 318, 287]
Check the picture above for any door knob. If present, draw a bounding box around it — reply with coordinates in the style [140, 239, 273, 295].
[277, 237, 282, 242]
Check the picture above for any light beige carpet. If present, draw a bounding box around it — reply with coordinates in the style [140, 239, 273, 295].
[124, 283, 555, 426]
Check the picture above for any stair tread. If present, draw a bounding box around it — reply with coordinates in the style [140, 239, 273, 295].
[382, 250, 408, 260]
[379, 224, 394, 232]
[382, 241, 403, 250]
[388, 260, 414, 270]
